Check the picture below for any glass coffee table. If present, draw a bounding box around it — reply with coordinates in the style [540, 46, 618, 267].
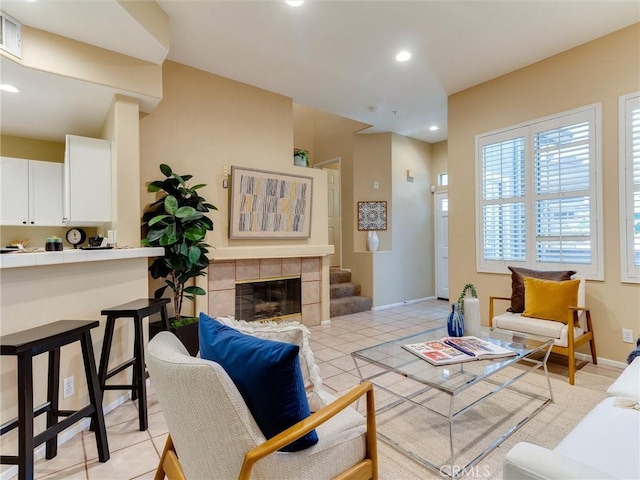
[352, 325, 554, 478]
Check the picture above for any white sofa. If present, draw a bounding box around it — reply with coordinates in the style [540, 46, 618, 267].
[503, 357, 640, 479]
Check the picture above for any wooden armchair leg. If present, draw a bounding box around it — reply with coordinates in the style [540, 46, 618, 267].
[567, 349, 575, 386]
[586, 310, 597, 365]
[155, 435, 186, 480]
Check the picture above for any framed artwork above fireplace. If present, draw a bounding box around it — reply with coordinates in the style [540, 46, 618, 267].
[230, 166, 313, 239]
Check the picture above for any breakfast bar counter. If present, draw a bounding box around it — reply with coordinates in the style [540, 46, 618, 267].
[0, 247, 165, 269]
[0, 247, 163, 477]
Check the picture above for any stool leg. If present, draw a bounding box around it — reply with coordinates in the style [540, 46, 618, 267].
[17, 352, 34, 480]
[97, 317, 116, 389]
[133, 316, 148, 431]
[160, 305, 171, 331]
[45, 348, 60, 459]
[80, 331, 110, 463]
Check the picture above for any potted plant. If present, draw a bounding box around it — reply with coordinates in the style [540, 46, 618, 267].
[141, 163, 216, 355]
[294, 148, 310, 167]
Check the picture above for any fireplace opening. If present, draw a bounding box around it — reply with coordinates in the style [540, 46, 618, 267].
[235, 276, 302, 322]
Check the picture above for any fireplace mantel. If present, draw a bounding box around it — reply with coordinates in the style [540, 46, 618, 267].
[210, 245, 333, 261]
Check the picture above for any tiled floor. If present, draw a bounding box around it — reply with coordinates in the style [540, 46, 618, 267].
[7, 298, 621, 479]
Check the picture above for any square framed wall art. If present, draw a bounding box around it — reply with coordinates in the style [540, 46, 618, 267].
[358, 201, 387, 231]
[230, 166, 313, 239]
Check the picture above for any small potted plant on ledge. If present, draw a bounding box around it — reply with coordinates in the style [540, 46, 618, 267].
[142, 163, 216, 355]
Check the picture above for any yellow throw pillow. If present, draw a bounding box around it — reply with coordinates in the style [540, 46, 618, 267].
[521, 277, 580, 323]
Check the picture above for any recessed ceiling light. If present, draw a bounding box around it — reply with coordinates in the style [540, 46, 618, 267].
[286, 1, 304, 6]
[429, 125, 439, 131]
[0, 84, 19, 93]
[395, 51, 411, 62]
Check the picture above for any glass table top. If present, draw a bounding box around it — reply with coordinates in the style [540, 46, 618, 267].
[351, 325, 553, 395]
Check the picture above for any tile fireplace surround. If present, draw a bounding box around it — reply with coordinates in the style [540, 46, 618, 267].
[208, 257, 322, 327]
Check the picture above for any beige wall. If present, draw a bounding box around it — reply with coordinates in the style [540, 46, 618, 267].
[350, 133, 434, 306]
[353, 133, 392, 252]
[431, 140, 448, 195]
[448, 24, 640, 364]
[293, 103, 315, 165]
[101, 95, 142, 247]
[140, 61, 332, 317]
[17, 26, 162, 103]
[311, 109, 369, 273]
[0, 135, 64, 162]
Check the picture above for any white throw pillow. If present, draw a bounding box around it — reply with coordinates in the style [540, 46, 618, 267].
[216, 316, 324, 412]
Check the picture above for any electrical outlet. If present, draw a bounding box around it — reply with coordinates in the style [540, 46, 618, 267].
[622, 329, 634, 344]
[63, 376, 74, 399]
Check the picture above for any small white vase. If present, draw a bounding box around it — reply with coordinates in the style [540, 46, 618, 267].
[463, 297, 481, 337]
[367, 231, 379, 251]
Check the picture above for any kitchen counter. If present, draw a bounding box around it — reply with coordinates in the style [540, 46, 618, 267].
[0, 246, 164, 269]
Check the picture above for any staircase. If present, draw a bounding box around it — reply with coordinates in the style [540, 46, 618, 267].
[329, 268, 372, 318]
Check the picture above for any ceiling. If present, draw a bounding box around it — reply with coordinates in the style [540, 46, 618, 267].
[1, 1, 638, 144]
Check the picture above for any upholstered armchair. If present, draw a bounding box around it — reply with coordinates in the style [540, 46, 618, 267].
[489, 267, 597, 385]
[147, 331, 378, 480]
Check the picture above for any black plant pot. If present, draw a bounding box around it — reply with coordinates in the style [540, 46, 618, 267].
[149, 319, 199, 357]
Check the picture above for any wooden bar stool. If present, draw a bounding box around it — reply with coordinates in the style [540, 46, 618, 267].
[0, 320, 110, 480]
[97, 298, 170, 431]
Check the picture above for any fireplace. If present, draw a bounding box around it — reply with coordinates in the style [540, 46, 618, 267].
[208, 256, 323, 327]
[236, 276, 302, 322]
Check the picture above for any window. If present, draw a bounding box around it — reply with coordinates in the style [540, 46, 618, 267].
[476, 105, 602, 279]
[619, 93, 640, 283]
[438, 172, 448, 186]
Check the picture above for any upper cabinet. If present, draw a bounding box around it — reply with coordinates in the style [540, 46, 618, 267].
[63, 135, 112, 225]
[0, 157, 63, 226]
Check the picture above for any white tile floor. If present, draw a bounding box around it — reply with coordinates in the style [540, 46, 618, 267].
[6, 298, 619, 479]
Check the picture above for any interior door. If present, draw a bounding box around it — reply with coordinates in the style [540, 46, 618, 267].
[324, 167, 341, 267]
[435, 191, 449, 299]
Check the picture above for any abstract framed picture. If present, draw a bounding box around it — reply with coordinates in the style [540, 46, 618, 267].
[230, 166, 313, 239]
[358, 201, 387, 231]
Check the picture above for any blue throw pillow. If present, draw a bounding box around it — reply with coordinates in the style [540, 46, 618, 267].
[198, 313, 318, 451]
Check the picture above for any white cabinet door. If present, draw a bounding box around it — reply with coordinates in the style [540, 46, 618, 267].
[30, 160, 63, 226]
[64, 135, 111, 225]
[0, 158, 63, 226]
[0, 157, 30, 225]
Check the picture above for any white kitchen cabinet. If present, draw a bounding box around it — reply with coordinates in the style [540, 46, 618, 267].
[0, 157, 63, 226]
[64, 135, 111, 225]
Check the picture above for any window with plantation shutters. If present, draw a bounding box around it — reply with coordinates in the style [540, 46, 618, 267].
[476, 105, 603, 278]
[619, 92, 640, 283]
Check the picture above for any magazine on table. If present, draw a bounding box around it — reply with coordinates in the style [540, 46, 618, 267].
[402, 336, 517, 365]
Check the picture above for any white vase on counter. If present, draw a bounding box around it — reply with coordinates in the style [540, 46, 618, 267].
[367, 231, 379, 252]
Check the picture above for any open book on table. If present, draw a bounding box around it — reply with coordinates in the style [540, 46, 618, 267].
[402, 336, 517, 366]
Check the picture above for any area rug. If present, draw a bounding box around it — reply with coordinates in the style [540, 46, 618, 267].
[371, 366, 612, 479]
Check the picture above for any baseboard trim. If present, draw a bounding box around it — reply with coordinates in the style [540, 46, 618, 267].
[0, 393, 132, 480]
[575, 352, 627, 370]
[372, 296, 436, 311]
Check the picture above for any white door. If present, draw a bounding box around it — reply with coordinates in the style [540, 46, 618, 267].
[435, 191, 449, 299]
[324, 167, 341, 267]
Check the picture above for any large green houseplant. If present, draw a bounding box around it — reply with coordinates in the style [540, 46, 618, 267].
[142, 164, 216, 352]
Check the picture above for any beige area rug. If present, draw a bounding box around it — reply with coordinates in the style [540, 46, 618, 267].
[372, 366, 613, 480]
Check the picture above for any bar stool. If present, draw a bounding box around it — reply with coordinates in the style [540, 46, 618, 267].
[97, 298, 170, 431]
[0, 320, 110, 480]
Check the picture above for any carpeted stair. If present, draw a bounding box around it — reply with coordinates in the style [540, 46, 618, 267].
[329, 268, 372, 318]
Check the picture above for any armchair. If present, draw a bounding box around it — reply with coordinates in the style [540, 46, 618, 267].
[147, 331, 378, 480]
[489, 273, 597, 385]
